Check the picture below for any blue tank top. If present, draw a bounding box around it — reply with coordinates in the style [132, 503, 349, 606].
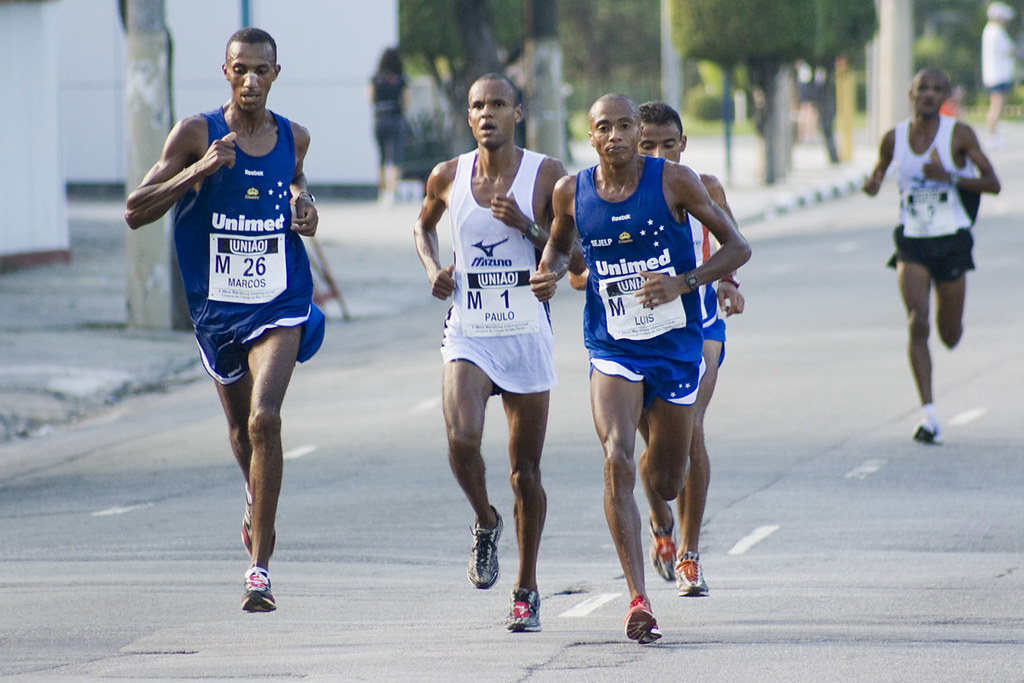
[576, 156, 703, 362]
[173, 108, 315, 333]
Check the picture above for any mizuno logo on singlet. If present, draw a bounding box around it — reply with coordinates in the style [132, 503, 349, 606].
[593, 248, 672, 277]
[611, 214, 631, 222]
[472, 237, 509, 257]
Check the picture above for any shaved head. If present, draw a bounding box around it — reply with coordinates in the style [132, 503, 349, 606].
[911, 68, 950, 94]
[589, 93, 639, 125]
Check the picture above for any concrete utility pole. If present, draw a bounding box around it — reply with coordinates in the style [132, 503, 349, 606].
[869, 0, 913, 143]
[660, 0, 682, 114]
[124, 0, 187, 329]
[523, 0, 566, 160]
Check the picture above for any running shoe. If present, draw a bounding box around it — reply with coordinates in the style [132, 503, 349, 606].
[467, 506, 503, 589]
[241, 566, 276, 612]
[675, 551, 709, 597]
[242, 486, 276, 557]
[913, 421, 943, 445]
[624, 594, 662, 644]
[506, 586, 541, 632]
[649, 518, 677, 582]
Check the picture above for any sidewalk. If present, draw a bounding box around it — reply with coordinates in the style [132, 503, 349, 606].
[0, 131, 874, 444]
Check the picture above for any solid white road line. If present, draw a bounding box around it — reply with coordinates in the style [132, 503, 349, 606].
[949, 407, 987, 426]
[284, 445, 317, 461]
[844, 458, 888, 480]
[559, 592, 622, 618]
[727, 525, 780, 555]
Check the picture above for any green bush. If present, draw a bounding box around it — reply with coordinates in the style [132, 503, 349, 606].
[686, 88, 723, 122]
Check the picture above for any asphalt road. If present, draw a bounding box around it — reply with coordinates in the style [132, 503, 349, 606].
[2, 152, 1023, 681]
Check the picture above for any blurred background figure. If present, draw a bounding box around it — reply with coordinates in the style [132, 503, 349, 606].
[940, 84, 965, 118]
[369, 47, 408, 205]
[981, 1, 1016, 148]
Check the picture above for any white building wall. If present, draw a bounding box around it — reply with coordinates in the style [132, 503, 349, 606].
[0, 0, 68, 261]
[59, 0, 397, 188]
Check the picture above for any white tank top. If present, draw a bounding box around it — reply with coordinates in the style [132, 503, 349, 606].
[440, 149, 556, 394]
[894, 115, 976, 237]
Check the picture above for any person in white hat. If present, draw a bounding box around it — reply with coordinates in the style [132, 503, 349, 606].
[982, 1, 1017, 146]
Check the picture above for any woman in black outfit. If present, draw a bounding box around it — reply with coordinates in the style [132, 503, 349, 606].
[370, 47, 408, 204]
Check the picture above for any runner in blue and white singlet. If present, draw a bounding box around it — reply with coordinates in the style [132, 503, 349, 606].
[125, 28, 329, 614]
[576, 155, 704, 367]
[174, 107, 324, 384]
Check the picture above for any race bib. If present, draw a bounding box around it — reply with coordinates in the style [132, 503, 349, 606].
[460, 269, 540, 337]
[208, 234, 287, 304]
[598, 267, 687, 340]
[904, 188, 957, 237]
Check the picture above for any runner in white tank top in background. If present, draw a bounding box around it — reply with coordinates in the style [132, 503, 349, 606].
[863, 68, 1000, 445]
[414, 73, 572, 633]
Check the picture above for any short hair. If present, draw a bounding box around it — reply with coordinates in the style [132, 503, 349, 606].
[639, 101, 683, 136]
[469, 73, 521, 105]
[226, 27, 277, 64]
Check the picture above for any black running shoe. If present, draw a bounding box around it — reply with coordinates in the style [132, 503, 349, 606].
[467, 506, 502, 589]
[506, 587, 541, 632]
[241, 566, 276, 612]
[913, 421, 943, 445]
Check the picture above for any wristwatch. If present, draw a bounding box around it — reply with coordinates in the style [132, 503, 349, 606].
[684, 271, 699, 291]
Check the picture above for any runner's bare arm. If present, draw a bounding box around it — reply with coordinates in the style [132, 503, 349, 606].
[125, 116, 234, 229]
[289, 123, 318, 237]
[414, 159, 458, 300]
[862, 130, 895, 197]
[531, 175, 578, 302]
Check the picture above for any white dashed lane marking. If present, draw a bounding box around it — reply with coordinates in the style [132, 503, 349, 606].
[845, 459, 888, 480]
[411, 397, 442, 413]
[284, 444, 317, 461]
[559, 593, 622, 618]
[91, 502, 154, 517]
[728, 525, 780, 555]
[949, 407, 987, 426]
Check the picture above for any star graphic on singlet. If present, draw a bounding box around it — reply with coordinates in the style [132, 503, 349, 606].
[647, 219, 654, 225]
[653, 241, 660, 247]
[640, 230, 647, 236]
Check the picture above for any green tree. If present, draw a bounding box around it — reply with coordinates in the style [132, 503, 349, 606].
[400, 0, 524, 152]
[807, 0, 877, 163]
[672, 0, 815, 183]
[557, 0, 662, 113]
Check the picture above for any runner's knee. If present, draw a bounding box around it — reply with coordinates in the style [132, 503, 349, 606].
[907, 309, 930, 341]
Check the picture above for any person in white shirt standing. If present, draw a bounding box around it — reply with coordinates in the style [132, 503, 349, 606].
[982, 1, 1017, 146]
